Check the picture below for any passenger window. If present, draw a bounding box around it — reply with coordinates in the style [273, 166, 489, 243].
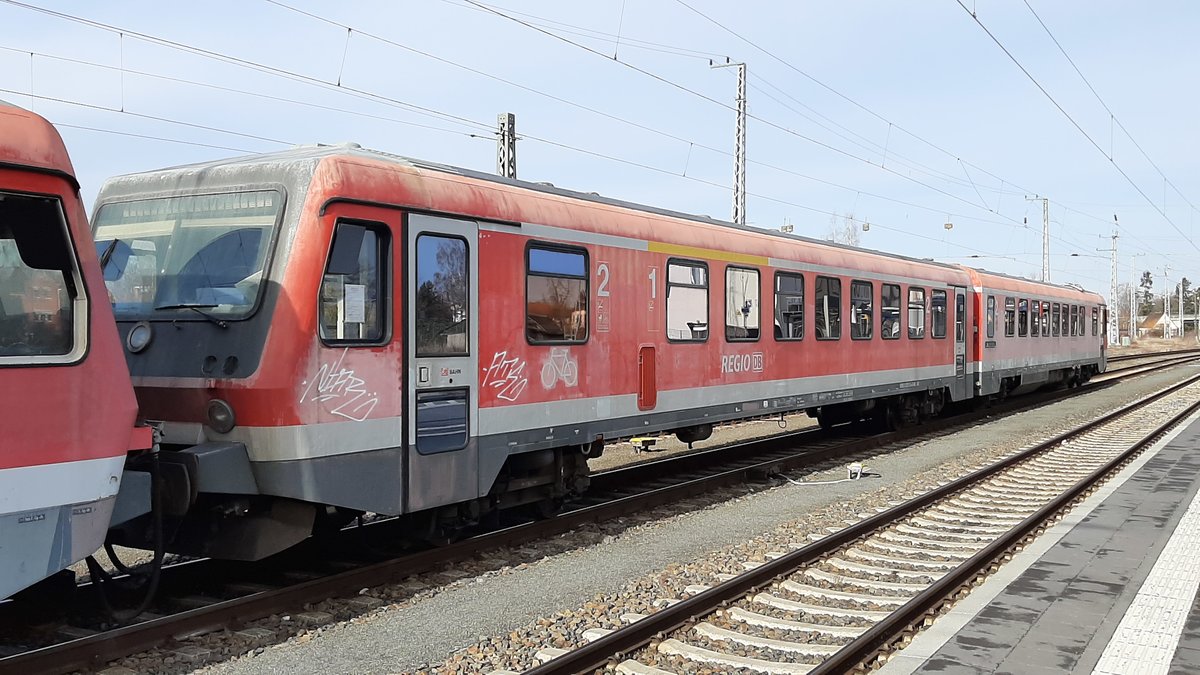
[1072, 305, 1080, 336]
[1004, 297, 1015, 337]
[667, 260, 708, 341]
[321, 221, 387, 344]
[1018, 299, 1028, 337]
[725, 267, 760, 341]
[815, 276, 841, 340]
[1092, 307, 1099, 336]
[851, 280, 872, 340]
[1041, 301, 1050, 336]
[931, 289, 947, 338]
[774, 272, 803, 341]
[881, 283, 901, 340]
[526, 245, 588, 344]
[908, 288, 926, 338]
[1052, 303, 1060, 337]
[986, 295, 996, 339]
[1061, 303, 1069, 336]
[0, 193, 79, 358]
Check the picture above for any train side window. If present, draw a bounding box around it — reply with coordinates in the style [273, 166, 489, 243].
[1061, 303, 1069, 336]
[774, 272, 803, 341]
[1072, 305, 1081, 336]
[1018, 298, 1028, 337]
[1092, 307, 1099, 336]
[526, 244, 588, 344]
[1004, 297, 1015, 337]
[815, 276, 841, 340]
[667, 260, 708, 342]
[881, 283, 901, 340]
[1040, 301, 1049, 337]
[851, 280, 872, 340]
[0, 193, 82, 359]
[908, 288, 926, 338]
[414, 234, 467, 354]
[1051, 303, 1060, 337]
[986, 295, 996, 339]
[725, 266, 760, 342]
[931, 289, 947, 338]
[321, 221, 388, 344]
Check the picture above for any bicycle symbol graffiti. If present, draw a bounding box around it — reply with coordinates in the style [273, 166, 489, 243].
[541, 347, 578, 389]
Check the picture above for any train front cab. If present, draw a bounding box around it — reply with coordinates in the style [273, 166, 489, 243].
[0, 103, 149, 599]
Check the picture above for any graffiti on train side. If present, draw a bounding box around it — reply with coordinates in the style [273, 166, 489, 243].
[300, 349, 380, 421]
[483, 350, 529, 402]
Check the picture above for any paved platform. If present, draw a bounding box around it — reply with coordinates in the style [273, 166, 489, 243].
[882, 409, 1200, 675]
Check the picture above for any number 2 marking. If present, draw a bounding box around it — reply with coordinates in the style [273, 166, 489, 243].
[597, 263, 611, 297]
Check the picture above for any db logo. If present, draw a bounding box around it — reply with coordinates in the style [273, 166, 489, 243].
[440, 367, 450, 376]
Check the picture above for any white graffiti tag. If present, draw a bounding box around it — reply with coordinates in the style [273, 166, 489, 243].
[483, 350, 528, 402]
[541, 347, 579, 390]
[300, 349, 380, 421]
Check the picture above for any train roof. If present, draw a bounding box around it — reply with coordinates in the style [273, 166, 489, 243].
[0, 99, 76, 186]
[100, 143, 975, 273]
[98, 142, 1094, 298]
[968, 266, 1105, 301]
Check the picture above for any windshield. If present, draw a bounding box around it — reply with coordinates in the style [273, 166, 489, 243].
[93, 190, 281, 319]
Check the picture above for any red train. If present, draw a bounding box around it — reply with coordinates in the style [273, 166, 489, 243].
[0, 102, 150, 599]
[82, 143, 1106, 561]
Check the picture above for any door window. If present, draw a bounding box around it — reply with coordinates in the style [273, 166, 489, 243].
[415, 234, 468, 356]
[986, 295, 995, 339]
[931, 289, 947, 338]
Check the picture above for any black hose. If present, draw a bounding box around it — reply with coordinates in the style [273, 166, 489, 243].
[88, 449, 165, 625]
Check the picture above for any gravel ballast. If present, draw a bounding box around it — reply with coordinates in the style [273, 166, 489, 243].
[173, 364, 1198, 675]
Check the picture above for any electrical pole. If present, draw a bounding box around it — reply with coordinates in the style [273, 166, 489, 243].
[1101, 225, 1118, 346]
[1163, 266, 1172, 338]
[712, 60, 746, 225]
[1027, 195, 1050, 282]
[1130, 251, 1146, 343]
[496, 112, 517, 179]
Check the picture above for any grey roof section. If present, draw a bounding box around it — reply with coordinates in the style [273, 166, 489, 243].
[972, 266, 1103, 297]
[99, 142, 1093, 292]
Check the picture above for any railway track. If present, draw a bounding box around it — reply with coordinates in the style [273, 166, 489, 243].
[1, 351, 1196, 674]
[524, 371, 1200, 675]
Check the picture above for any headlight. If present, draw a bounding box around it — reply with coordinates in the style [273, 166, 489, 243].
[126, 321, 153, 353]
[206, 399, 236, 434]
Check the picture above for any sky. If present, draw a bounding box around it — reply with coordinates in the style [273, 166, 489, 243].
[1, 0, 1197, 301]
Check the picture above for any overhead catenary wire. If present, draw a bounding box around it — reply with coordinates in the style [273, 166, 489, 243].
[1021, 0, 1200, 219]
[669, 0, 1168, 260]
[0, 1, 1106, 277]
[954, 0, 1200, 255]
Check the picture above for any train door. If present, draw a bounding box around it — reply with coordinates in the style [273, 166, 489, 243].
[406, 213, 480, 513]
[953, 286, 968, 396]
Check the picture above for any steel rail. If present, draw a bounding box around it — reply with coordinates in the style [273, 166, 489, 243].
[525, 371, 1200, 675]
[5, 356, 1196, 674]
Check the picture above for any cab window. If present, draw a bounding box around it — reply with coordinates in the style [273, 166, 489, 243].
[321, 221, 388, 344]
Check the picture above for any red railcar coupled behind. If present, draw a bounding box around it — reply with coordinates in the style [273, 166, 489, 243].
[89, 144, 1105, 560]
[0, 101, 150, 599]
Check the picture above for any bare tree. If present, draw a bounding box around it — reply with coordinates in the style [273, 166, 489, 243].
[825, 212, 861, 247]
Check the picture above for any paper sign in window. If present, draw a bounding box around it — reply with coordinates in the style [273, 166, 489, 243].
[344, 283, 366, 323]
